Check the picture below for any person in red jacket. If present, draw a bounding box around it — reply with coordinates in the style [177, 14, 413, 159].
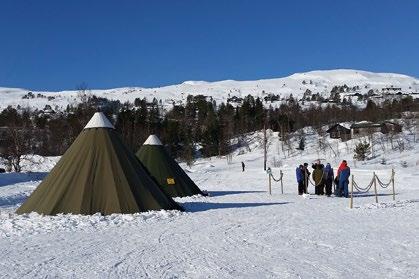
[336, 160, 350, 197]
[337, 160, 347, 177]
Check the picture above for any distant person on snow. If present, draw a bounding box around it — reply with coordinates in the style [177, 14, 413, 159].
[324, 163, 334, 197]
[296, 165, 304, 195]
[241, 162, 245, 172]
[337, 160, 350, 198]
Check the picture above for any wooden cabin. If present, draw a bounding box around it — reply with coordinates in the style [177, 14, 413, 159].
[326, 124, 352, 141]
[350, 121, 402, 137]
[350, 122, 382, 137]
[381, 121, 402, 134]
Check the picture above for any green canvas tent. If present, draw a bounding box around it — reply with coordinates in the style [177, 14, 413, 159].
[136, 135, 206, 197]
[17, 112, 181, 215]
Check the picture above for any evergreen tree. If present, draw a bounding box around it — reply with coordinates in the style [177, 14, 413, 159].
[297, 137, 305, 151]
[353, 141, 371, 161]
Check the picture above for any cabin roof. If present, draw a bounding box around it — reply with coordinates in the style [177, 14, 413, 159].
[326, 123, 351, 133]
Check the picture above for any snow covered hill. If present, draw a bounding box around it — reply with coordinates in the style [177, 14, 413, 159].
[1, 69, 419, 111]
[0, 127, 418, 278]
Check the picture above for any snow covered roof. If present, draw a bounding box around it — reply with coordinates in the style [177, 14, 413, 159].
[84, 112, 115, 129]
[338, 123, 352, 129]
[143, 135, 163, 145]
[350, 121, 381, 129]
[326, 123, 352, 133]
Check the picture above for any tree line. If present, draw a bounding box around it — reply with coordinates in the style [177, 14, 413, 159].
[0, 93, 417, 171]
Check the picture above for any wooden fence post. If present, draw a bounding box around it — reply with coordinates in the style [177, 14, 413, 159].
[350, 174, 354, 209]
[267, 167, 272, 195]
[373, 172, 378, 203]
[392, 168, 395, 201]
[280, 170, 283, 194]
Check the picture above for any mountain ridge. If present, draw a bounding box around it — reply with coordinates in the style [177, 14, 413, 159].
[1, 69, 418, 111]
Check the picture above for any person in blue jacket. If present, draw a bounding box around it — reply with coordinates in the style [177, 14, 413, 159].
[296, 165, 304, 195]
[338, 160, 351, 198]
[324, 163, 334, 197]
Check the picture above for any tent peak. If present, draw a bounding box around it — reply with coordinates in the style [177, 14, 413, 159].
[144, 135, 163, 145]
[84, 112, 115, 129]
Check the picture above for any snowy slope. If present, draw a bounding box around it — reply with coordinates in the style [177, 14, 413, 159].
[0, 129, 418, 278]
[1, 69, 419, 111]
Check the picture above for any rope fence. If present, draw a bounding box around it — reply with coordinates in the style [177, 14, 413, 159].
[352, 176, 374, 193]
[375, 175, 393, 189]
[308, 176, 325, 187]
[266, 167, 284, 195]
[263, 167, 396, 204]
[350, 169, 396, 209]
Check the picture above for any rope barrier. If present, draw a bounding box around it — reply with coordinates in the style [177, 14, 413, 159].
[375, 176, 391, 188]
[308, 177, 324, 187]
[266, 168, 284, 195]
[375, 171, 394, 189]
[352, 176, 374, 193]
[269, 172, 283, 182]
[349, 169, 396, 208]
[308, 177, 317, 186]
[265, 166, 394, 204]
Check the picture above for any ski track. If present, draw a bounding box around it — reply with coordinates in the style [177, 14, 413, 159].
[0, 152, 418, 278]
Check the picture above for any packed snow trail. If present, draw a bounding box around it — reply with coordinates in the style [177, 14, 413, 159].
[0, 153, 418, 278]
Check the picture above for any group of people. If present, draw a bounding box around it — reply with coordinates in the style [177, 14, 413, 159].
[295, 160, 351, 198]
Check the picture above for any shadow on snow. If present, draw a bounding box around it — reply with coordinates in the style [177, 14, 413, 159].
[182, 201, 290, 212]
[0, 193, 29, 208]
[352, 192, 398, 198]
[209, 190, 266, 197]
[0, 172, 47, 187]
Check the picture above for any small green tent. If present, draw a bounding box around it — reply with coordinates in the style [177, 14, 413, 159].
[17, 112, 181, 215]
[136, 135, 205, 197]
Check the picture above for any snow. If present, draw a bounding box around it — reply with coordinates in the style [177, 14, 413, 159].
[0, 130, 418, 278]
[143, 134, 163, 145]
[84, 112, 115, 129]
[1, 69, 418, 112]
[338, 122, 352, 129]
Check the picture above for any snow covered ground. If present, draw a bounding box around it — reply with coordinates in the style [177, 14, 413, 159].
[0, 132, 418, 278]
[1, 69, 419, 111]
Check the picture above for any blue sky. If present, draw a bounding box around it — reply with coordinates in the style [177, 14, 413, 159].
[0, 0, 418, 91]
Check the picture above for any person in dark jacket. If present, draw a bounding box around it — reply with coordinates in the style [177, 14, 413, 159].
[241, 162, 245, 172]
[303, 163, 310, 194]
[296, 165, 304, 195]
[324, 163, 334, 197]
[312, 164, 325, 195]
[337, 160, 351, 198]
